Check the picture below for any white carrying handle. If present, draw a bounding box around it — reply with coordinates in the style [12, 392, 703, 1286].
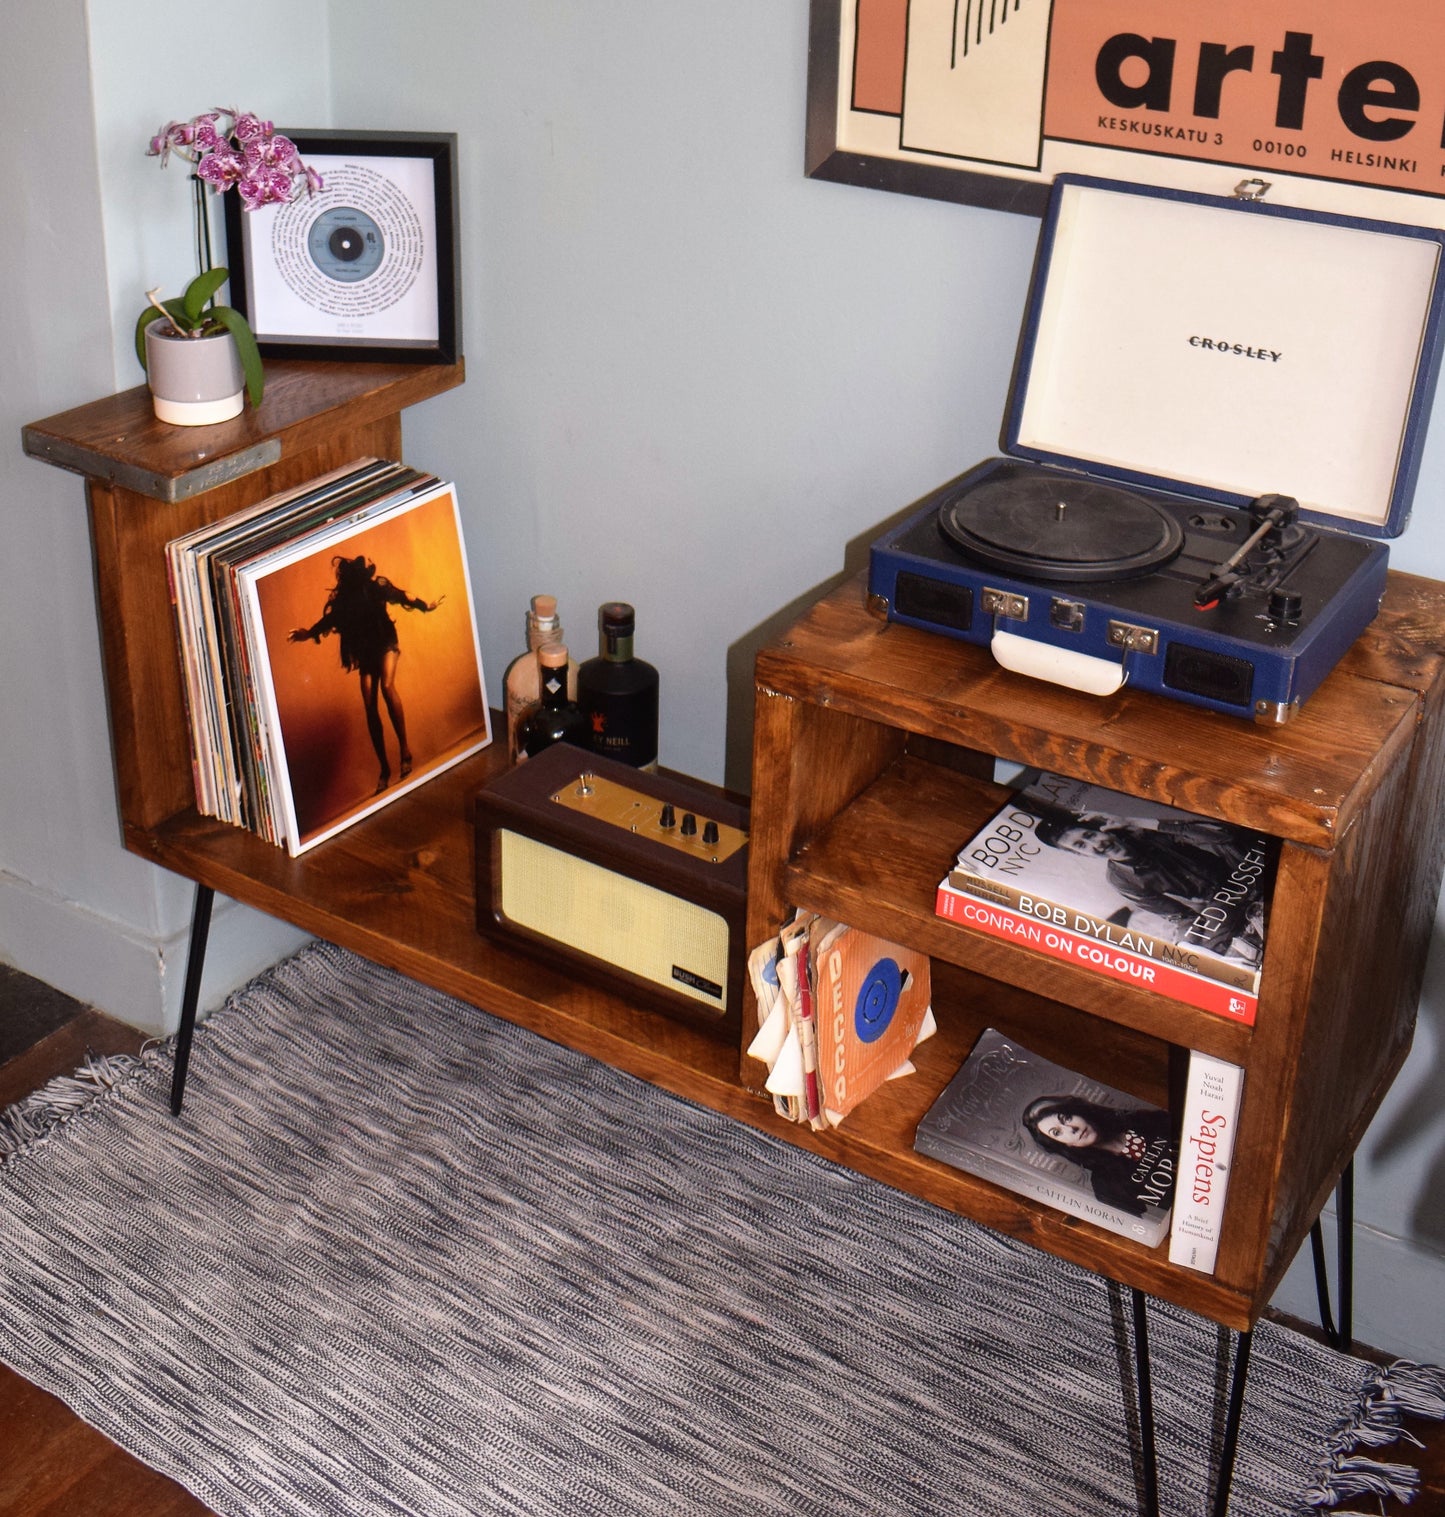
[991, 629, 1127, 696]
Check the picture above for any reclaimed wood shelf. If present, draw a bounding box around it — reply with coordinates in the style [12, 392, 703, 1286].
[21, 363, 758, 1121]
[742, 571, 1445, 1331]
[27, 366, 1445, 1338]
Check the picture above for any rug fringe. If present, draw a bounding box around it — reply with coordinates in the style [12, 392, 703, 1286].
[0, 1049, 155, 1165]
[1298, 1358, 1445, 1511]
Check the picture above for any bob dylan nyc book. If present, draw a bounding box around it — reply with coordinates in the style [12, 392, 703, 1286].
[939, 770, 1278, 1021]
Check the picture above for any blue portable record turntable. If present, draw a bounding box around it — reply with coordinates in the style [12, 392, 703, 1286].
[867, 175, 1445, 722]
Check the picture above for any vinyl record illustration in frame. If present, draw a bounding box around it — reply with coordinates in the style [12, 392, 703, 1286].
[223, 130, 461, 363]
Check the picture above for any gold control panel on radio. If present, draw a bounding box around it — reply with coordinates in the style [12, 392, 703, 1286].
[472, 744, 749, 1039]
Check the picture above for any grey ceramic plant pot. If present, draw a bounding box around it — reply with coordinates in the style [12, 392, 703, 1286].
[144, 323, 245, 426]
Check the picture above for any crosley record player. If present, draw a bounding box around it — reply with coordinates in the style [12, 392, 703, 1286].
[868, 175, 1445, 722]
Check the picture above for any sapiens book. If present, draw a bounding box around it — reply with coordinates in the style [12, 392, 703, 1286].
[915, 1027, 1177, 1246]
[1167, 1051, 1244, 1275]
[943, 770, 1278, 1006]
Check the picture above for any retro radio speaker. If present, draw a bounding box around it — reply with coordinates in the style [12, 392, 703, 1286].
[472, 743, 749, 1039]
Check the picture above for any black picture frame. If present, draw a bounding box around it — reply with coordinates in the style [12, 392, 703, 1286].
[806, 0, 1048, 218]
[222, 130, 461, 364]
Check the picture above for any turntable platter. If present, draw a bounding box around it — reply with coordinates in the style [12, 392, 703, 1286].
[940, 474, 1185, 583]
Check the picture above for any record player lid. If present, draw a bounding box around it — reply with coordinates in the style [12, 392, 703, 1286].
[1004, 176, 1445, 539]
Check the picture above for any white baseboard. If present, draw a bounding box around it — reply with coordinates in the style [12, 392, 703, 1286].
[1272, 1212, 1445, 1363]
[0, 872, 309, 1037]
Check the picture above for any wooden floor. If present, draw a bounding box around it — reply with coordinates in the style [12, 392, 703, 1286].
[0, 983, 1441, 1516]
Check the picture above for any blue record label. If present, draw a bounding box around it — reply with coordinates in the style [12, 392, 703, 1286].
[854, 958, 902, 1043]
[307, 207, 385, 283]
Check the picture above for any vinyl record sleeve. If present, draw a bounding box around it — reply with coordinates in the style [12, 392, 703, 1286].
[811, 923, 932, 1121]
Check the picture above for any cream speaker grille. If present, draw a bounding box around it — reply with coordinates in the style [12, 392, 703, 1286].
[498, 830, 730, 1009]
[473, 744, 749, 1039]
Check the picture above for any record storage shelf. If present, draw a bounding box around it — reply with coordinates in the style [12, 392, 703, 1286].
[742, 572, 1445, 1329]
[21, 365, 751, 1119]
[24, 366, 1445, 1332]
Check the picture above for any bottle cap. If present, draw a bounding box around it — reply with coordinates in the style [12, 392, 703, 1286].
[599, 601, 635, 635]
[538, 643, 569, 669]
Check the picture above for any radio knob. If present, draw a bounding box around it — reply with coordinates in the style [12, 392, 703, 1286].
[659, 803, 676, 829]
[680, 812, 697, 837]
[702, 820, 719, 846]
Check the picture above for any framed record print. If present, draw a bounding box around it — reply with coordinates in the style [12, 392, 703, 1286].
[223, 130, 461, 363]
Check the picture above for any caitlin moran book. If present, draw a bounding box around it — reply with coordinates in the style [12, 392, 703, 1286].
[915, 1028, 1177, 1246]
[939, 770, 1278, 1023]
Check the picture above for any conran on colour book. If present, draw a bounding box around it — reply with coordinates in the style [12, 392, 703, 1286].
[934, 885, 1259, 1023]
[915, 1028, 1177, 1246]
[943, 770, 1278, 1007]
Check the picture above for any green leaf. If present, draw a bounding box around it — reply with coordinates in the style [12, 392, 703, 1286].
[182, 266, 230, 323]
[135, 307, 163, 371]
[208, 304, 266, 407]
[134, 300, 192, 367]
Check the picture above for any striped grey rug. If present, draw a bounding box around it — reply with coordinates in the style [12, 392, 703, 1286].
[1, 942, 1441, 1517]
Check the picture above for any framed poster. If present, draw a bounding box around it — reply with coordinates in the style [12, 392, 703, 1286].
[223, 130, 461, 362]
[810, 1, 1445, 228]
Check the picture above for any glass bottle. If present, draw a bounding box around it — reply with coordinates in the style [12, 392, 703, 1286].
[517, 644, 590, 759]
[576, 601, 659, 770]
[502, 594, 577, 761]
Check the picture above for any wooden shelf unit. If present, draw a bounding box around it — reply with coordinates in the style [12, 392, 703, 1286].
[26, 368, 1445, 1337]
[21, 364, 755, 1118]
[743, 573, 1445, 1331]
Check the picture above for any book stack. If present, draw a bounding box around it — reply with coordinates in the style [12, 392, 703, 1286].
[916, 1028, 1245, 1266]
[936, 770, 1278, 1023]
[166, 458, 492, 856]
[746, 912, 936, 1130]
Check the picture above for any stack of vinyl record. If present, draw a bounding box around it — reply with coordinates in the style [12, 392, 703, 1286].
[745, 911, 934, 1130]
[166, 457, 492, 856]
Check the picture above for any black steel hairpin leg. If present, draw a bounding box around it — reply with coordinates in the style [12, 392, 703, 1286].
[1337, 1163, 1354, 1351]
[1211, 1326, 1254, 1517]
[169, 884, 214, 1116]
[1308, 1160, 1355, 1351]
[1131, 1288, 1160, 1517]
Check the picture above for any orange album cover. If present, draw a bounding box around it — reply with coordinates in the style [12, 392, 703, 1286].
[241, 481, 492, 854]
[811, 925, 932, 1122]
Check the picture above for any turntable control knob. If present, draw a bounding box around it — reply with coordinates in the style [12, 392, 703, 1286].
[702, 820, 719, 847]
[1268, 589, 1303, 622]
[680, 812, 697, 837]
[659, 803, 676, 829]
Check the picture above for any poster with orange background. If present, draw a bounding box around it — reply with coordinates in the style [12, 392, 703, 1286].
[828, 0, 1445, 225]
[244, 483, 491, 854]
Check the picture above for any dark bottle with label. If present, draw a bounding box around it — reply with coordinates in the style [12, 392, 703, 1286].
[517, 644, 590, 759]
[577, 601, 659, 769]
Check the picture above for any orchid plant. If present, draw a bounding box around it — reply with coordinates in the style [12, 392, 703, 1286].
[136, 109, 323, 407]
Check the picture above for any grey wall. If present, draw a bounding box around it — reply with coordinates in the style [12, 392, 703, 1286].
[2, 0, 1441, 1360]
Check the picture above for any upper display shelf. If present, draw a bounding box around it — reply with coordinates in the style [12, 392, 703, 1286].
[21, 359, 464, 503]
